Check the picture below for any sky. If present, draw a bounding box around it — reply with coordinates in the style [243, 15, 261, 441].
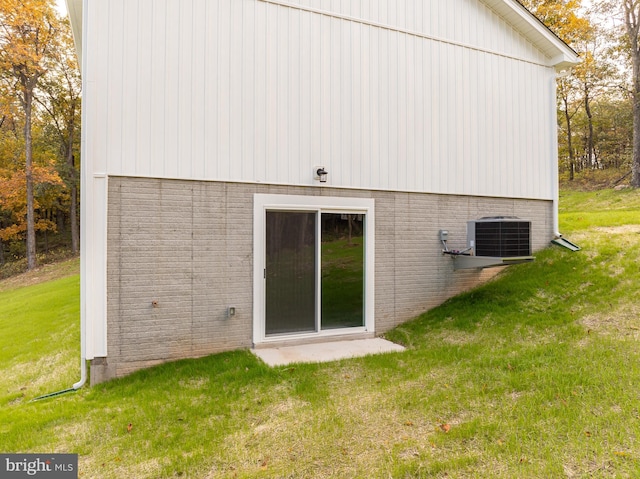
[55, 0, 67, 15]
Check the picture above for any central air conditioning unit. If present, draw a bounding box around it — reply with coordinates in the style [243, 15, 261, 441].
[449, 217, 535, 270]
[468, 217, 532, 257]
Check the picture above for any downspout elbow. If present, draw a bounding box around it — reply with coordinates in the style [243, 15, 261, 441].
[72, 357, 87, 390]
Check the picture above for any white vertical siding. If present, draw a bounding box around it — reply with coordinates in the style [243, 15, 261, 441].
[135, 0, 152, 176]
[177, 0, 194, 179]
[149, 0, 166, 176]
[84, 0, 559, 200]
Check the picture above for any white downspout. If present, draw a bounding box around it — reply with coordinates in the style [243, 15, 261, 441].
[551, 67, 571, 238]
[73, 0, 89, 391]
[72, 304, 87, 389]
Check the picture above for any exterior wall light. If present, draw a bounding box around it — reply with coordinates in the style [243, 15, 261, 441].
[315, 167, 328, 183]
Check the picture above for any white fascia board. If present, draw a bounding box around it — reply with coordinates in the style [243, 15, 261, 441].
[484, 0, 580, 68]
[550, 54, 581, 74]
[65, 0, 83, 63]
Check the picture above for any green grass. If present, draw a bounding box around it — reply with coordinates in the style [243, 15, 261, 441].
[559, 189, 640, 234]
[0, 265, 80, 406]
[1, 190, 640, 478]
[321, 238, 364, 328]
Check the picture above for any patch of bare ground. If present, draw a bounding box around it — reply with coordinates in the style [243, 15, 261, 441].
[563, 459, 621, 479]
[81, 457, 163, 479]
[580, 303, 640, 341]
[0, 257, 79, 292]
[570, 225, 640, 244]
[0, 351, 76, 403]
[593, 225, 640, 235]
[435, 329, 477, 345]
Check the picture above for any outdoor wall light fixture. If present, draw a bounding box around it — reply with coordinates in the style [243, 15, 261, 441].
[315, 167, 328, 183]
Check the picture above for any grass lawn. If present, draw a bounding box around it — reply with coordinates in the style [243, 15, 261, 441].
[1, 191, 640, 478]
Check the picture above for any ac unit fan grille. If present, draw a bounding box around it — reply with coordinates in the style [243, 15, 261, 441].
[474, 221, 531, 257]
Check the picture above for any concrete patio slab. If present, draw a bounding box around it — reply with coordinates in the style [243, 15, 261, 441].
[252, 338, 405, 367]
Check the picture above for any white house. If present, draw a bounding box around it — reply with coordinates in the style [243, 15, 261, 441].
[66, 0, 579, 384]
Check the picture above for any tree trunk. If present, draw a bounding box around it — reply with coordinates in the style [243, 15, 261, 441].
[24, 90, 37, 271]
[67, 109, 79, 253]
[634, 55, 640, 187]
[563, 95, 575, 181]
[624, 0, 640, 188]
[585, 90, 596, 168]
[57, 200, 65, 232]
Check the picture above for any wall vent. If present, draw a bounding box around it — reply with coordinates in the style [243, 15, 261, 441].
[467, 217, 531, 257]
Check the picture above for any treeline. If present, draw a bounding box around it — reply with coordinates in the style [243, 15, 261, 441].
[0, 0, 80, 272]
[521, 0, 639, 184]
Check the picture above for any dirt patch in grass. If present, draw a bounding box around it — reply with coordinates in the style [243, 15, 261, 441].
[571, 226, 640, 244]
[53, 420, 93, 455]
[559, 169, 634, 191]
[580, 304, 640, 341]
[0, 257, 79, 292]
[178, 377, 210, 389]
[435, 329, 478, 346]
[0, 350, 76, 404]
[593, 225, 640, 235]
[82, 456, 163, 479]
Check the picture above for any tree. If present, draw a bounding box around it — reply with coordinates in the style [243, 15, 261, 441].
[572, 31, 620, 169]
[521, 0, 596, 180]
[37, 17, 81, 253]
[557, 75, 581, 179]
[621, 0, 640, 187]
[593, 97, 633, 170]
[0, 0, 61, 269]
[520, 0, 592, 46]
[530, 1, 589, 180]
[0, 105, 63, 260]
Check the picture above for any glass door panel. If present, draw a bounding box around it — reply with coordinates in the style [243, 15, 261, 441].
[265, 211, 317, 335]
[320, 213, 365, 329]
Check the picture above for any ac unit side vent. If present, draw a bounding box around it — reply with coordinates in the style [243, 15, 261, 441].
[469, 219, 531, 257]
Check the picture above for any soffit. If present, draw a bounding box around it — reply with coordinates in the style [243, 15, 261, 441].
[65, 0, 83, 64]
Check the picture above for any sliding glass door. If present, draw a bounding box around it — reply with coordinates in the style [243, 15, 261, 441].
[265, 211, 365, 336]
[265, 212, 317, 335]
[320, 213, 364, 330]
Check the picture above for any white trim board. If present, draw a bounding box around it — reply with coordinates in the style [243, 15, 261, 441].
[253, 194, 375, 345]
[257, 0, 570, 69]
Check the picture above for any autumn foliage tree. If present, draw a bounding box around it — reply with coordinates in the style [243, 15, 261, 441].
[522, 0, 635, 184]
[620, 0, 640, 187]
[37, 17, 81, 253]
[521, 1, 591, 180]
[0, 0, 78, 269]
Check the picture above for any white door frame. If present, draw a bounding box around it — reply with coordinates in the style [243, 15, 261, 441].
[253, 194, 375, 345]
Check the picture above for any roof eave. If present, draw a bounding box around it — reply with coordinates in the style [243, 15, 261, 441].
[484, 0, 580, 69]
[63, 0, 580, 72]
[551, 55, 580, 75]
[65, 0, 83, 65]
